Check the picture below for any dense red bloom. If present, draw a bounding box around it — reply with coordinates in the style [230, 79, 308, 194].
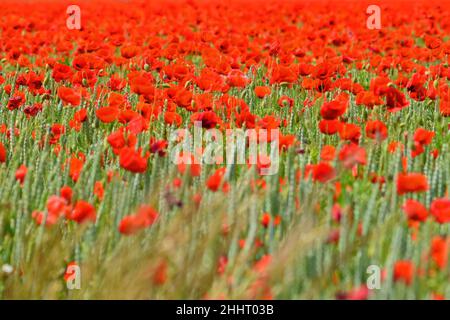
[254, 86, 271, 98]
[430, 198, 450, 223]
[394, 260, 414, 285]
[424, 35, 442, 49]
[311, 162, 336, 183]
[119, 205, 158, 235]
[121, 45, 140, 59]
[52, 63, 73, 82]
[356, 91, 384, 108]
[0, 142, 7, 163]
[338, 143, 366, 169]
[96, 107, 119, 123]
[384, 87, 409, 112]
[33, 195, 70, 226]
[119, 147, 147, 173]
[413, 128, 434, 145]
[430, 236, 448, 269]
[69, 156, 84, 182]
[320, 145, 336, 161]
[206, 167, 228, 192]
[270, 65, 297, 84]
[164, 111, 183, 127]
[397, 173, 428, 195]
[69, 200, 96, 224]
[320, 100, 347, 120]
[58, 87, 81, 106]
[402, 199, 428, 223]
[365, 120, 388, 141]
[191, 111, 220, 129]
[319, 119, 340, 135]
[60, 186, 73, 203]
[338, 123, 361, 143]
[15, 164, 27, 184]
[150, 139, 168, 157]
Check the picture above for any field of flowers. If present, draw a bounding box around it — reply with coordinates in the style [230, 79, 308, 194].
[0, 0, 448, 300]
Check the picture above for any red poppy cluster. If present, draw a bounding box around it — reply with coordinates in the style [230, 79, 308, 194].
[0, 0, 449, 299]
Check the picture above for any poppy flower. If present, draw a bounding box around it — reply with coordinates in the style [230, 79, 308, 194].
[121, 45, 140, 59]
[60, 186, 73, 203]
[69, 200, 96, 224]
[365, 120, 388, 141]
[69, 156, 84, 182]
[191, 111, 220, 129]
[0, 143, 7, 163]
[321, 145, 336, 161]
[57, 87, 81, 106]
[164, 111, 183, 127]
[393, 260, 414, 285]
[414, 128, 434, 144]
[338, 143, 366, 169]
[319, 119, 341, 135]
[33, 195, 70, 226]
[384, 87, 409, 112]
[430, 236, 448, 269]
[270, 64, 297, 84]
[96, 107, 119, 123]
[320, 100, 347, 120]
[15, 165, 27, 184]
[424, 35, 442, 49]
[430, 198, 450, 224]
[119, 147, 148, 173]
[63, 262, 79, 282]
[119, 205, 158, 235]
[397, 173, 428, 195]
[254, 86, 271, 98]
[94, 181, 104, 200]
[52, 63, 73, 82]
[402, 199, 428, 223]
[311, 162, 336, 183]
[206, 167, 228, 192]
[150, 139, 168, 157]
[338, 123, 361, 143]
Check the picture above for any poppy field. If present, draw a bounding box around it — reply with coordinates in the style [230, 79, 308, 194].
[0, 0, 449, 300]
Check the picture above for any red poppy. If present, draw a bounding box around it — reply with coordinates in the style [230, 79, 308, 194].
[320, 100, 347, 120]
[58, 87, 81, 106]
[402, 199, 428, 223]
[191, 111, 220, 129]
[0, 142, 7, 163]
[430, 236, 448, 269]
[311, 162, 336, 183]
[119, 205, 158, 235]
[319, 119, 341, 135]
[96, 107, 119, 123]
[430, 198, 450, 224]
[206, 167, 228, 192]
[338, 123, 361, 143]
[164, 111, 183, 127]
[397, 173, 428, 195]
[15, 165, 27, 184]
[68, 200, 96, 224]
[393, 260, 414, 285]
[119, 147, 148, 173]
[338, 143, 366, 169]
[320, 145, 336, 161]
[254, 86, 271, 98]
[365, 120, 388, 141]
